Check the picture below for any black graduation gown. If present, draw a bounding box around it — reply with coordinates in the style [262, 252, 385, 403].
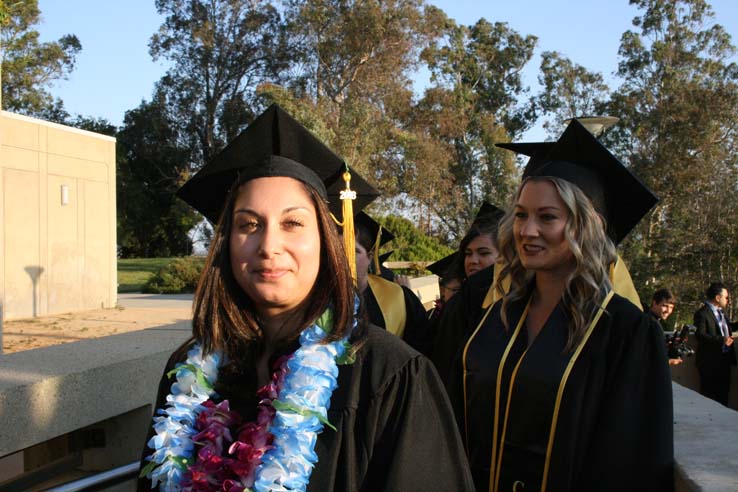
[431, 264, 495, 384]
[137, 325, 475, 492]
[364, 283, 433, 356]
[455, 294, 673, 492]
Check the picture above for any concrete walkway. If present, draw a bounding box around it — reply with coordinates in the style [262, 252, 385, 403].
[117, 292, 193, 309]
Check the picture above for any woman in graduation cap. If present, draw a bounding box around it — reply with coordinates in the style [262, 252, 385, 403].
[455, 119, 673, 492]
[137, 104, 474, 492]
[429, 203, 505, 384]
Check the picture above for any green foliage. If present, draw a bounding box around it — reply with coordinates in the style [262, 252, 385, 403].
[116, 95, 199, 258]
[376, 214, 454, 263]
[67, 115, 118, 136]
[118, 257, 174, 293]
[0, 0, 81, 115]
[143, 257, 205, 294]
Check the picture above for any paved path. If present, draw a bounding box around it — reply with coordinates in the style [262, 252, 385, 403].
[117, 293, 193, 309]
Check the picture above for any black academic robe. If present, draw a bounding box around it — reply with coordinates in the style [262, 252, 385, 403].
[137, 325, 474, 492]
[364, 283, 433, 356]
[431, 264, 495, 385]
[454, 294, 673, 492]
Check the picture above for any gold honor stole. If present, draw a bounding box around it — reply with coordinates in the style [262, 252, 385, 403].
[463, 290, 615, 492]
[367, 274, 407, 338]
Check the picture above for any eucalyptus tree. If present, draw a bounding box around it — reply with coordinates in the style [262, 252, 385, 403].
[265, 0, 446, 198]
[414, 18, 537, 238]
[605, 0, 738, 309]
[535, 51, 610, 138]
[150, 0, 288, 168]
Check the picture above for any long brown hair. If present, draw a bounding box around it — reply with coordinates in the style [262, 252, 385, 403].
[495, 176, 616, 351]
[190, 174, 357, 361]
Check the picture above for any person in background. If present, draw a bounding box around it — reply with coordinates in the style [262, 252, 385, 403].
[694, 282, 737, 406]
[648, 288, 683, 366]
[649, 288, 676, 329]
[137, 104, 474, 492]
[353, 212, 432, 355]
[427, 254, 464, 323]
[455, 119, 672, 492]
[430, 203, 505, 383]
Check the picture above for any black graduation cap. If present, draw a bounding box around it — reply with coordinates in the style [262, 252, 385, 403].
[427, 252, 458, 278]
[495, 141, 555, 172]
[496, 119, 658, 244]
[177, 104, 380, 223]
[355, 211, 394, 249]
[474, 201, 506, 228]
[376, 251, 396, 281]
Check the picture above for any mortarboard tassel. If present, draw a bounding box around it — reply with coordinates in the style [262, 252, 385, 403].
[372, 225, 382, 274]
[340, 169, 358, 282]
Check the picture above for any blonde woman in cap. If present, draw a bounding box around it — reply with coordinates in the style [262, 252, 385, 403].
[455, 120, 673, 492]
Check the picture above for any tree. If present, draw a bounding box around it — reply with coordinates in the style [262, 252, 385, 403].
[535, 51, 610, 138]
[116, 94, 200, 258]
[377, 214, 454, 262]
[415, 18, 537, 238]
[67, 114, 117, 137]
[269, 0, 445, 194]
[605, 0, 738, 315]
[0, 0, 80, 116]
[150, 0, 287, 167]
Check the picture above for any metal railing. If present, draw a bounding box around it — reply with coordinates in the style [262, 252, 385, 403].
[41, 461, 139, 492]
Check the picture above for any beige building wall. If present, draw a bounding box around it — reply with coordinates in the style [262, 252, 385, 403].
[0, 111, 116, 320]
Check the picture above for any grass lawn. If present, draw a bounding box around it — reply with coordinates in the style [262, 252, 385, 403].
[118, 257, 173, 292]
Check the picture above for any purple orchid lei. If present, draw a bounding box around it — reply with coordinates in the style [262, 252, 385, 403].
[140, 300, 357, 492]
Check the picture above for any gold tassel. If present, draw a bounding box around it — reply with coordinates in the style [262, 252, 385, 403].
[372, 225, 382, 273]
[340, 169, 357, 282]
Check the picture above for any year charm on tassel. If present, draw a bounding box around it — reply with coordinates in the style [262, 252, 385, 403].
[339, 170, 358, 282]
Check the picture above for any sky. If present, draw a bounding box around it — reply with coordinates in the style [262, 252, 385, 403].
[35, 0, 738, 141]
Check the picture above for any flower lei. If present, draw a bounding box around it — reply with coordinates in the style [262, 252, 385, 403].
[140, 300, 357, 492]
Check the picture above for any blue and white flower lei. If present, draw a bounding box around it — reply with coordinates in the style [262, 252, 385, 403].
[141, 298, 358, 492]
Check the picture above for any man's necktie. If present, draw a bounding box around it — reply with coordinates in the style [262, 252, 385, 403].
[718, 309, 731, 352]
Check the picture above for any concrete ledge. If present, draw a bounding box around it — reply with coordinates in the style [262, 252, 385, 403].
[673, 382, 738, 492]
[0, 322, 190, 457]
[405, 275, 440, 308]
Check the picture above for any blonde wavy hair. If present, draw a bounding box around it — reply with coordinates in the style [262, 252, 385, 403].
[494, 176, 617, 351]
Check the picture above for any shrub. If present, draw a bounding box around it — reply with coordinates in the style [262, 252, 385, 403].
[143, 256, 205, 294]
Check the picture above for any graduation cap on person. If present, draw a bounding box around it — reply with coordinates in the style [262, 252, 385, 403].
[427, 201, 504, 279]
[377, 251, 396, 281]
[427, 252, 459, 279]
[378, 250, 393, 264]
[176, 103, 380, 279]
[495, 141, 555, 171]
[473, 201, 506, 228]
[354, 211, 395, 273]
[496, 119, 658, 244]
[178, 104, 379, 223]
